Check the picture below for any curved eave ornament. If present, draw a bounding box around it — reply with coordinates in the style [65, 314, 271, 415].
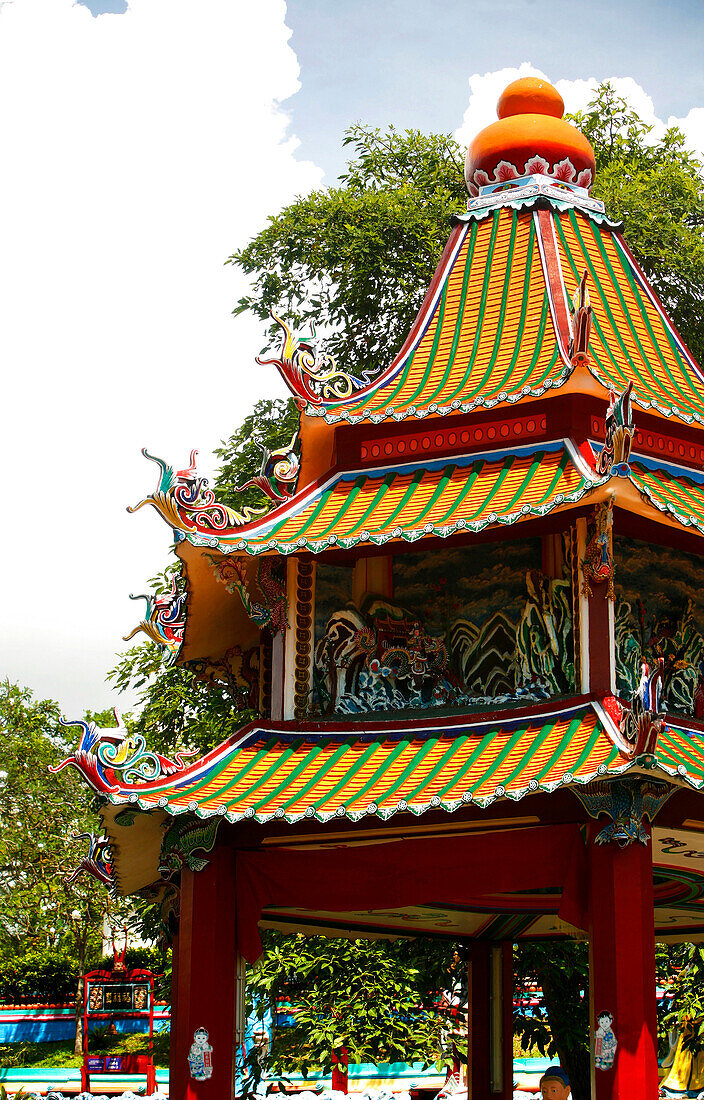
[127, 449, 263, 541]
[123, 575, 186, 662]
[50, 709, 194, 797]
[256, 313, 380, 410]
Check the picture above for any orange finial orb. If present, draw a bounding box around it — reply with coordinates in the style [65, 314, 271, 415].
[497, 77, 565, 121]
[465, 76, 596, 197]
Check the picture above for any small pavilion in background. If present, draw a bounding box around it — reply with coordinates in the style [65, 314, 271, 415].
[57, 78, 704, 1100]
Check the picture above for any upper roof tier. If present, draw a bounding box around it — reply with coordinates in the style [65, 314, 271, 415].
[256, 77, 704, 431]
[298, 202, 704, 428]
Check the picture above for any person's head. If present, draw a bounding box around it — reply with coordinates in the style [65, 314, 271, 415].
[598, 1011, 613, 1030]
[540, 1066, 571, 1100]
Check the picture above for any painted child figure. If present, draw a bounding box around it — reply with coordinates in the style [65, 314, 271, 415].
[595, 1011, 617, 1070]
[539, 1066, 571, 1100]
[188, 1026, 214, 1080]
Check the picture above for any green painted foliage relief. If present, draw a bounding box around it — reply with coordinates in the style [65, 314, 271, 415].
[614, 536, 704, 713]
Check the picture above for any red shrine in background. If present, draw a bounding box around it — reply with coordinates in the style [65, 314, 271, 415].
[56, 77, 704, 1100]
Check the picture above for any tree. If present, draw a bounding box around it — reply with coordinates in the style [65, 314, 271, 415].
[229, 127, 466, 378]
[0, 682, 134, 1051]
[514, 942, 590, 1100]
[569, 83, 704, 364]
[247, 931, 460, 1081]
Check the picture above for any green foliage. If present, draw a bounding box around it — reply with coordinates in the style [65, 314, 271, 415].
[97, 944, 164, 976]
[661, 943, 704, 1053]
[0, 946, 80, 1005]
[248, 932, 457, 1078]
[0, 681, 112, 956]
[570, 82, 704, 364]
[229, 126, 466, 378]
[514, 942, 590, 1100]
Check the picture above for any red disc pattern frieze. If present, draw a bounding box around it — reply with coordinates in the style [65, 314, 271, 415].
[294, 561, 314, 720]
[360, 414, 548, 464]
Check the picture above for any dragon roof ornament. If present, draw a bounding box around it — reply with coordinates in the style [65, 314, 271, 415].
[237, 430, 300, 505]
[123, 575, 185, 660]
[256, 313, 379, 409]
[50, 709, 194, 796]
[127, 449, 263, 539]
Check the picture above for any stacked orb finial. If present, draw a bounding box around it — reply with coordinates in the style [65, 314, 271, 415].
[465, 76, 596, 196]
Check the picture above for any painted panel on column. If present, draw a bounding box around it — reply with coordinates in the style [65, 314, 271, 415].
[188, 1027, 214, 1081]
[594, 1011, 617, 1071]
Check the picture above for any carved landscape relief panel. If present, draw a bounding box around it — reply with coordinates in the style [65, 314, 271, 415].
[313, 538, 576, 717]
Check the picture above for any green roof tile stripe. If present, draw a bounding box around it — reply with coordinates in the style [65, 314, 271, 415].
[109, 702, 632, 826]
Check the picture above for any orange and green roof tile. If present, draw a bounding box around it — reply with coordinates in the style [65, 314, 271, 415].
[185, 440, 601, 555]
[301, 198, 704, 429]
[98, 701, 704, 826]
[309, 206, 568, 425]
[624, 454, 704, 536]
[554, 209, 704, 423]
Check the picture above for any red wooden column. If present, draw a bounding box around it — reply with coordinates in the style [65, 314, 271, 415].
[170, 844, 239, 1100]
[467, 942, 512, 1100]
[588, 824, 658, 1100]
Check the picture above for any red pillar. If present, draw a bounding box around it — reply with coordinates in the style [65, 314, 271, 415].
[332, 1046, 349, 1092]
[467, 942, 512, 1100]
[170, 845, 239, 1100]
[588, 824, 658, 1100]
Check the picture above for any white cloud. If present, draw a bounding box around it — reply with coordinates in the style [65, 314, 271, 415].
[0, 0, 322, 714]
[454, 63, 704, 162]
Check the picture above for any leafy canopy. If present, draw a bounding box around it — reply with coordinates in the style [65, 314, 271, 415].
[570, 83, 704, 363]
[247, 932, 462, 1078]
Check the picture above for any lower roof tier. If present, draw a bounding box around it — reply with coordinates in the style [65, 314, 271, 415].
[96, 698, 704, 826]
[92, 698, 704, 935]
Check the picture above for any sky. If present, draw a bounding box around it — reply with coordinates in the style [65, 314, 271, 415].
[2, 0, 704, 717]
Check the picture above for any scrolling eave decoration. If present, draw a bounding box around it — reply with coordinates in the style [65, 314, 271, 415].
[596, 382, 635, 477]
[256, 313, 380, 409]
[50, 709, 194, 796]
[67, 831, 115, 893]
[127, 449, 263, 539]
[238, 431, 300, 505]
[569, 268, 593, 369]
[123, 575, 185, 660]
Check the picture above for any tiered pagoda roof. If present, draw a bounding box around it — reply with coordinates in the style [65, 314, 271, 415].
[58, 77, 704, 947]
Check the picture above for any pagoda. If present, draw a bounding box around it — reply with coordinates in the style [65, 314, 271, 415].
[56, 77, 704, 1100]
